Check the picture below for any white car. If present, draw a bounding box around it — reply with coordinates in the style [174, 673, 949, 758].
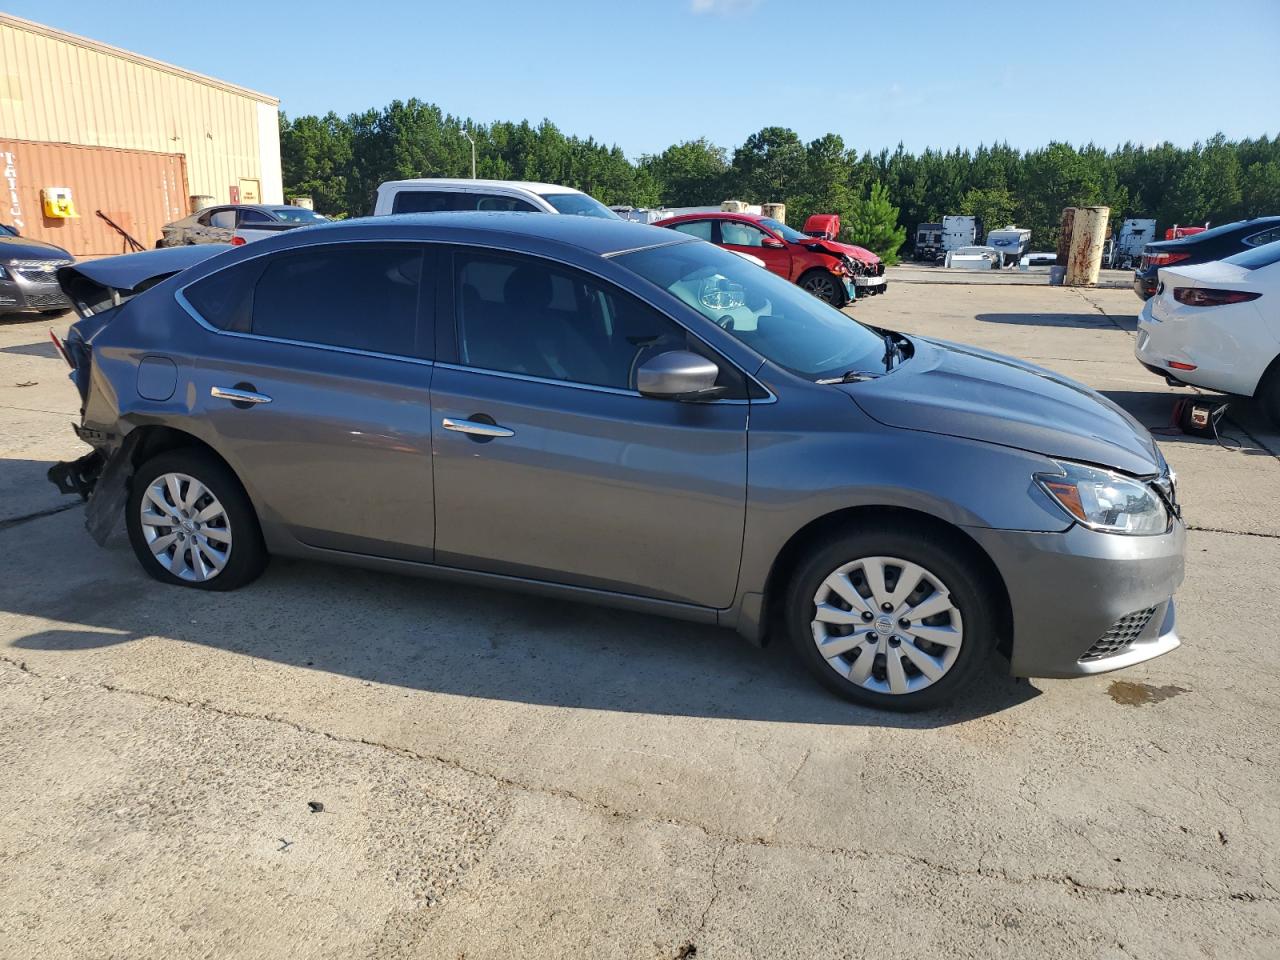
[373, 179, 618, 219]
[1135, 241, 1280, 425]
[944, 245, 1001, 270]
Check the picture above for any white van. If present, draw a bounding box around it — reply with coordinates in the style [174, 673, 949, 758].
[373, 179, 618, 219]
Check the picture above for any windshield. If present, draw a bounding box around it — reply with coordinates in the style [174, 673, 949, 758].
[270, 207, 330, 224]
[759, 217, 810, 244]
[0, 223, 16, 237]
[540, 192, 620, 219]
[1225, 239, 1280, 270]
[618, 240, 888, 380]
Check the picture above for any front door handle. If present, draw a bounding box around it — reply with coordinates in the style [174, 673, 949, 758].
[211, 385, 272, 405]
[442, 417, 515, 439]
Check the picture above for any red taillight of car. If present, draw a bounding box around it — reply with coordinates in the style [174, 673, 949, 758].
[1172, 287, 1262, 307]
[230, 236, 246, 246]
[1167, 360, 1198, 371]
[1144, 251, 1191, 268]
[49, 329, 74, 369]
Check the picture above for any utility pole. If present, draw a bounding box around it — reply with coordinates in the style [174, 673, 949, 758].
[461, 128, 476, 179]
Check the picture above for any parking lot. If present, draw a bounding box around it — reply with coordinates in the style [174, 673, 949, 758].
[2, 277, 1278, 959]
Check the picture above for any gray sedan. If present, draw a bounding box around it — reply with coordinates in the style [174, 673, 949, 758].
[49, 214, 1185, 710]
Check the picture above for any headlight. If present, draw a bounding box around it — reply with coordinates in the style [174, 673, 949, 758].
[1035, 461, 1169, 535]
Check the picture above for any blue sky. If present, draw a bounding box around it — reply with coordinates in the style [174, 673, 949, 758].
[10, 0, 1278, 158]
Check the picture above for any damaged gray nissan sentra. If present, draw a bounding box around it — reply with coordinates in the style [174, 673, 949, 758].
[47, 213, 1185, 710]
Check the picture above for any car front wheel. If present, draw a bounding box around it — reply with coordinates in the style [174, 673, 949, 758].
[126, 448, 267, 591]
[798, 269, 846, 307]
[785, 524, 996, 710]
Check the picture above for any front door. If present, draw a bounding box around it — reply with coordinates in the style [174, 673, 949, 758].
[184, 242, 437, 560]
[430, 249, 748, 607]
[718, 219, 792, 279]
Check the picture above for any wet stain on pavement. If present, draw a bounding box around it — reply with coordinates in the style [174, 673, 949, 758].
[1108, 680, 1189, 706]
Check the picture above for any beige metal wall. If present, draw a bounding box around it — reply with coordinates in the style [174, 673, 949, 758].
[2, 138, 188, 256]
[0, 14, 280, 207]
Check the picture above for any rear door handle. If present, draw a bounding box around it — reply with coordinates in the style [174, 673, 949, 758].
[211, 385, 272, 405]
[442, 417, 514, 439]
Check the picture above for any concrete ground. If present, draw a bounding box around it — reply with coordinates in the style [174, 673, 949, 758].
[1, 281, 1277, 960]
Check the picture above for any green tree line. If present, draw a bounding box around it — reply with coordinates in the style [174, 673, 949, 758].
[281, 101, 1280, 263]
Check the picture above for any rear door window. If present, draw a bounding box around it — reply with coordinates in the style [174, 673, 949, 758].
[184, 244, 434, 359]
[208, 210, 236, 230]
[237, 208, 272, 225]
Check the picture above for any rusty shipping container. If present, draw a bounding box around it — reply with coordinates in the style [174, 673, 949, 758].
[1, 138, 188, 257]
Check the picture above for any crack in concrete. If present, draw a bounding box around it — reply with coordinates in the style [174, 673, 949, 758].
[1187, 524, 1280, 540]
[3, 655, 1276, 908]
[0, 500, 81, 531]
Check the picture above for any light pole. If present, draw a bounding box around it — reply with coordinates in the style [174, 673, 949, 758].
[461, 129, 476, 179]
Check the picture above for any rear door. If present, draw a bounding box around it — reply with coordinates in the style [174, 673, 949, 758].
[429, 248, 748, 607]
[181, 242, 438, 561]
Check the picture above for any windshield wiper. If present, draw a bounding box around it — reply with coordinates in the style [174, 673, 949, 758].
[816, 369, 882, 384]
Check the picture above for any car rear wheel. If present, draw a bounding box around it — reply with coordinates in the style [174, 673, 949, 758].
[126, 449, 267, 591]
[798, 269, 846, 307]
[784, 524, 996, 711]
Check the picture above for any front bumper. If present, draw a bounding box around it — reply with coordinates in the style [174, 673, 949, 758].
[966, 520, 1185, 678]
[0, 264, 72, 314]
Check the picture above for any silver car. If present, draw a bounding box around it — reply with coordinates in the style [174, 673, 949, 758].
[49, 214, 1185, 710]
[158, 204, 329, 247]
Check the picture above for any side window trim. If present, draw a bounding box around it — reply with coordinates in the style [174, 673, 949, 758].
[1244, 227, 1280, 247]
[176, 239, 440, 366]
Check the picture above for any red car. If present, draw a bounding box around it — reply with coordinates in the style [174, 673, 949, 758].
[652, 211, 886, 307]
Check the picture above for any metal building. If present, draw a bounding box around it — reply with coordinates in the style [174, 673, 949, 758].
[0, 13, 281, 256]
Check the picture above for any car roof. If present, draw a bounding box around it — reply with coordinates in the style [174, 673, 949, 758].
[252, 211, 691, 257]
[657, 211, 767, 223]
[377, 178, 582, 195]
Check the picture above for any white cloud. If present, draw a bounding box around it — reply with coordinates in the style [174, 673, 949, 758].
[691, 0, 762, 15]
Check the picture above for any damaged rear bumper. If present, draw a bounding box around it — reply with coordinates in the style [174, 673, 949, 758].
[48, 430, 137, 546]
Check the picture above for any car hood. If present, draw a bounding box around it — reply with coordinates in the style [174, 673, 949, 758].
[0, 234, 73, 262]
[804, 237, 880, 266]
[839, 336, 1163, 476]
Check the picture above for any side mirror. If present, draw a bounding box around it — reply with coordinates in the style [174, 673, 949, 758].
[761, 236, 785, 249]
[636, 350, 724, 401]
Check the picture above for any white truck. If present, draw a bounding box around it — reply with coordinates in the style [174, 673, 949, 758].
[985, 226, 1032, 267]
[941, 215, 978, 256]
[1109, 218, 1157, 270]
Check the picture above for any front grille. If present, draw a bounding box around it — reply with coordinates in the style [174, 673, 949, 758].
[1080, 607, 1158, 662]
[23, 289, 70, 309]
[12, 260, 70, 284]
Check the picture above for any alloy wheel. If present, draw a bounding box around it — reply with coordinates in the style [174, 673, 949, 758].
[802, 273, 839, 304]
[139, 472, 233, 583]
[810, 555, 964, 695]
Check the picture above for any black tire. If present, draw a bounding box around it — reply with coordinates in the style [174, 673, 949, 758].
[784, 522, 997, 711]
[1259, 361, 1280, 428]
[798, 269, 846, 307]
[126, 448, 267, 591]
